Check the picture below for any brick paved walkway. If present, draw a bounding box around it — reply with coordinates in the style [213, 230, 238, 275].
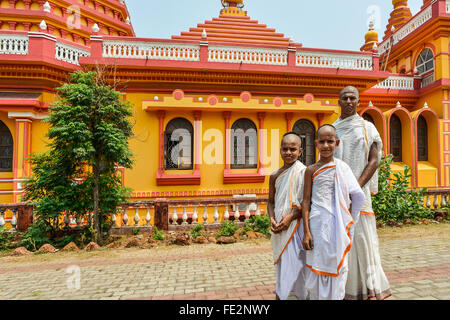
[0, 231, 448, 300]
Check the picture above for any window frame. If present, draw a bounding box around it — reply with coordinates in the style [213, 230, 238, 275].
[230, 118, 258, 169]
[417, 115, 428, 162]
[390, 114, 402, 162]
[292, 119, 316, 166]
[0, 121, 13, 172]
[163, 117, 194, 171]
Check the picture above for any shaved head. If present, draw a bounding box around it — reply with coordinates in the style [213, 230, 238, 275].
[316, 124, 337, 138]
[282, 132, 302, 147]
[340, 86, 359, 99]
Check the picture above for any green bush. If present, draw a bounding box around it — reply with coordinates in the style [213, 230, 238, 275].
[216, 220, 237, 238]
[0, 226, 16, 251]
[20, 219, 52, 251]
[372, 154, 434, 223]
[152, 227, 164, 241]
[190, 224, 204, 240]
[243, 215, 271, 235]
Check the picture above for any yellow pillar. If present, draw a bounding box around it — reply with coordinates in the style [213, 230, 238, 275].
[434, 35, 449, 81]
[12, 119, 32, 203]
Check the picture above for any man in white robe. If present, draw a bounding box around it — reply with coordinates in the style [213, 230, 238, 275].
[302, 158, 365, 300]
[269, 133, 307, 300]
[333, 86, 391, 300]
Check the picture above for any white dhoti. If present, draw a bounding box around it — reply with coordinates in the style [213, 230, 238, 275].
[334, 114, 391, 300]
[270, 160, 307, 300]
[303, 159, 365, 300]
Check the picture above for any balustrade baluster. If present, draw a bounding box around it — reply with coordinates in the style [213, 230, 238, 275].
[234, 203, 240, 223]
[134, 206, 140, 226]
[433, 194, 439, 209]
[202, 205, 208, 225]
[182, 205, 188, 225]
[10, 209, 17, 231]
[426, 195, 431, 208]
[111, 211, 117, 227]
[0, 209, 4, 227]
[223, 204, 230, 221]
[192, 205, 198, 225]
[145, 206, 151, 226]
[213, 204, 219, 224]
[245, 203, 251, 221]
[123, 207, 129, 226]
[440, 193, 446, 208]
[255, 203, 261, 217]
[172, 205, 178, 225]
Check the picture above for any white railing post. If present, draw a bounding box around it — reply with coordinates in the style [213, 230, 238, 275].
[192, 205, 198, 225]
[145, 206, 151, 226]
[134, 206, 140, 226]
[182, 205, 188, 225]
[202, 205, 208, 225]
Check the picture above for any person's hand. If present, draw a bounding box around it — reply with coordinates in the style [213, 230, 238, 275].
[277, 214, 294, 232]
[270, 217, 279, 234]
[302, 231, 314, 250]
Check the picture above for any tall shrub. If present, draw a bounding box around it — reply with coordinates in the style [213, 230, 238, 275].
[23, 71, 134, 244]
[372, 154, 433, 223]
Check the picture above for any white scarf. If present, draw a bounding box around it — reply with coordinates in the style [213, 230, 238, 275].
[270, 160, 306, 264]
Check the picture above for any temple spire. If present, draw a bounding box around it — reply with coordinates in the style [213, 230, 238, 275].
[361, 21, 379, 52]
[382, 0, 412, 41]
[220, 0, 246, 16]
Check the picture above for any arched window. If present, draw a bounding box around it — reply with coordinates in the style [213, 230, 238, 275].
[417, 115, 428, 161]
[231, 118, 257, 169]
[390, 114, 402, 162]
[416, 48, 434, 88]
[362, 113, 375, 125]
[292, 119, 315, 166]
[164, 118, 193, 170]
[0, 121, 13, 172]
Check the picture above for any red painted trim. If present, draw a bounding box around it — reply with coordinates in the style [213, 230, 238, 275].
[12, 121, 19, 203]
[157, 110, 165, 175]
[223, 172, 266, 184]
[156, 172, 201, 186]
[223, 111, 231, 171]
[257, 112, 265, 175]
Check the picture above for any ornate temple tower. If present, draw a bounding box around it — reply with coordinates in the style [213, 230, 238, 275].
[383, 0, 413, 41]
[0, 0, 135, 47]
[360, 21, 379, 52]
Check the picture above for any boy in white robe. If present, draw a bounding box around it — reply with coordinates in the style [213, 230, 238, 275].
[269, 132, 307, 300]
[333, 86, 391, 300]
[302, 125, 365, 300]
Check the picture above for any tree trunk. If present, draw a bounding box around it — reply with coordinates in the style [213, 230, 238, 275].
[93, 160, 100, 244]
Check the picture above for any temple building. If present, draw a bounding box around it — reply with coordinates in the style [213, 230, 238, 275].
[0, 0, 449, 225]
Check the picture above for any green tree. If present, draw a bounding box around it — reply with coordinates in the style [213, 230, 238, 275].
[24, 70, 133, 244]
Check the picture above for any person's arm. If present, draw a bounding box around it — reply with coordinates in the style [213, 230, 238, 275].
[358, 142, 379, 188]
[301, 166, 314, 250]
[268, 173, 279, 234]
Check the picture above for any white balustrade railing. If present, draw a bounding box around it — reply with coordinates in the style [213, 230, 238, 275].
[378, 5, 433, 55]
[102, 40, 200, 61]
[296, 51, 373, 70]
[0, 34, 29, 55]
[208, 45, 287, 65]
[372, 76, 415, 90]
[55, 42, 90, 65]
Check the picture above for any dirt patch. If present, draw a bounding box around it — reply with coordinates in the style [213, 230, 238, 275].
[377, 221, 450, 242]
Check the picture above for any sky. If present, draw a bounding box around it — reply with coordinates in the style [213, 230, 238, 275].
[124, 0, 424, 51]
